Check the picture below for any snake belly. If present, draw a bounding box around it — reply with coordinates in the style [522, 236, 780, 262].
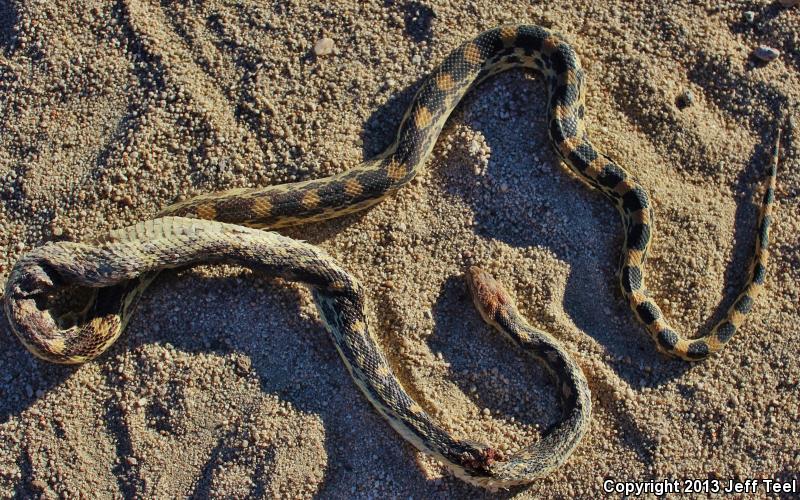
[3, 24, 782, 488]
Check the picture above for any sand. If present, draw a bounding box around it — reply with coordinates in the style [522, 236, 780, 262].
[1, 0, 798, 498]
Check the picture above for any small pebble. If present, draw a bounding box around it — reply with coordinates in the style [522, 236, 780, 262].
[676, 90, 695, 109]
[779, 0, 799, 7]
[313, 37, 335, 57]
[743, 11, 755, 23]
[753, 46, 780, 62]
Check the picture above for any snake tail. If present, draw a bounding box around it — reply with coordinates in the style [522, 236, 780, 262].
[611, 128, 782, 361]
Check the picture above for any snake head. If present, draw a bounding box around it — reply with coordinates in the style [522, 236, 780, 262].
[465, 266, 515, 327]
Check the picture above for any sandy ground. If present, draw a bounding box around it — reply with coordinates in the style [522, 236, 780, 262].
[1, 0, 799, 498]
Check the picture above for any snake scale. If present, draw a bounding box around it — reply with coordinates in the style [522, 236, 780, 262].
[3, 25, 782, 489]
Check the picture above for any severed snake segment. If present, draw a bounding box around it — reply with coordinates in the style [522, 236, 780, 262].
[3, 25, 783, 488]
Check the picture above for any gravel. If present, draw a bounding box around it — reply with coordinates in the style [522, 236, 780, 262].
[753, 45, 781, 62]
[313, 37, 335, 57]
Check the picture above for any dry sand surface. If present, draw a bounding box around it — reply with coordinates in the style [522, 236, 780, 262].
[1, 0, 799, 498]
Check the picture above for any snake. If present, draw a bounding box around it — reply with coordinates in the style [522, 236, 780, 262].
[2, 25, 783, 489]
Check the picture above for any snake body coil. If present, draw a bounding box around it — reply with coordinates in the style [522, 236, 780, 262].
[4, 25, 781, 488]
[4, 218, 590, 488]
